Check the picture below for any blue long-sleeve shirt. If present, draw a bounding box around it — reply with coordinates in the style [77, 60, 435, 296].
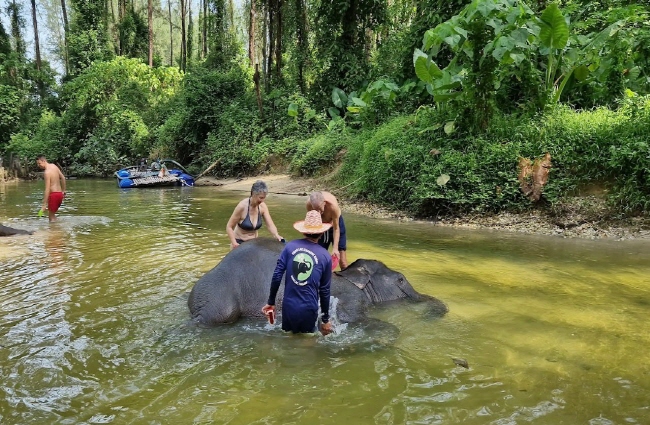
[268, 238, 332, 323]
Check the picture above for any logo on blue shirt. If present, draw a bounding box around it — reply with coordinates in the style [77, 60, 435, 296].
[291, 252, 314, 285]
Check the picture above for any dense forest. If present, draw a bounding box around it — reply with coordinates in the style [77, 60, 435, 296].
[1, 0, 649, 216]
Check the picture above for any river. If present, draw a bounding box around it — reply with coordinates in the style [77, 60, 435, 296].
[1, 179, 649, 424]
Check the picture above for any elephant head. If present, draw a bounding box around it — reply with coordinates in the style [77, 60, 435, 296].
[333, 259, 448, 319]
[0, 225, 33, 237]
[335, 259, 421, 303]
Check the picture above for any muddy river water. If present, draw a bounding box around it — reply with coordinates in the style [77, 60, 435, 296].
[1, 179, 649, 424]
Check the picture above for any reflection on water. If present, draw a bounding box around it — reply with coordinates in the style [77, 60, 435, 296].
[1, 179, 649, 424]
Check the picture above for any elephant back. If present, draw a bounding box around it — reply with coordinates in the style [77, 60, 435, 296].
[188, 238, 285, 325]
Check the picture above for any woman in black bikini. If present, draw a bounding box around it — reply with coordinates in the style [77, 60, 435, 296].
[226, 180, 284, 249]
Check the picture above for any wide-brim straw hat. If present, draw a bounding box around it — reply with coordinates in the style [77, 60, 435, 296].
[293, 210, 332, 234]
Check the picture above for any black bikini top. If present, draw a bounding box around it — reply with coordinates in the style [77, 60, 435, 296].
[238, 198, 263, 231]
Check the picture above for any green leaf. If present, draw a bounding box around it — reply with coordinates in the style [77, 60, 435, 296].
[346, 106, 362, 113]
[433, 81, 462, 91]
[453, 26, 468, 38]
[476, 1, 496, 17]
[539, 4, 569, 49]
[287, 103, 299, 117]
[443, 121, 455, 135]
[351, 97, 367, 107]
[510, 52, 526, 65]
[436, 174, 450, 186]
[417, 123, 443, 134]
[385, 82, 399, 91]
[444, 34, 462, 48]
[627, 66, 641, 81]
[414, 49, 433, 84]
[574, 65, 589, 81]
[332, 87, 347, 109]
[370, 80, 385, 91]
[305, 109, 316, 120]
[433, 92, 461, 102]
[328, 107, 340, 118]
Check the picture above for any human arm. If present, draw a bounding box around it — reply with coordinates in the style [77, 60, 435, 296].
[42, 171, 52, 211]
[59, 168, 66, 196]
[226, 202, 244, 248]
[261, 204, 283, 241]
[331, 210, 341, 260]
[318, 257, 333, 336]
[263, 248, 288, 315]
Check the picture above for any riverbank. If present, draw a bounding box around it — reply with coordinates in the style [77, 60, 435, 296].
[195, 174, 650, 241]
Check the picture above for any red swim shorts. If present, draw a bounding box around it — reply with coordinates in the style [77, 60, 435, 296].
[48, 192, 64, 213]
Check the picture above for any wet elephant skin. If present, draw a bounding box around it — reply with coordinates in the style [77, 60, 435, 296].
[188, 238, 448, 326]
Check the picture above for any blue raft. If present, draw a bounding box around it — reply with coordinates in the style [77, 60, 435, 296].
[114, 159, 195, 188]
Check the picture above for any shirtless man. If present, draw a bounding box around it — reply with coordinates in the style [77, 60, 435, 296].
[306, 191, 348, 269]
[36, 155, 66, 222]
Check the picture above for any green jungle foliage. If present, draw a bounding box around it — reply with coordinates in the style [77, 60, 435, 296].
[8, 57, 182, 176]
[300, 94, 650, 216]
[1, 0, 649, 217]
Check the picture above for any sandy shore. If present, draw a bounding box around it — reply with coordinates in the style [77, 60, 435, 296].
[196, 174, 650, 241]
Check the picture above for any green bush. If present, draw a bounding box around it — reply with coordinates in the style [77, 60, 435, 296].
[290, 130, 349, 176]
[332, 96, 650, 216]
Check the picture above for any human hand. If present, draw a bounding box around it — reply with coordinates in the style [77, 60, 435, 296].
[332, 249, 340, 260]
[320, 321, 332, 336]
[261, 305, 276, 324]
[230, 241, 240, 249]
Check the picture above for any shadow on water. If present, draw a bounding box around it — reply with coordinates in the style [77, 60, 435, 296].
[1, 179, 650, 424]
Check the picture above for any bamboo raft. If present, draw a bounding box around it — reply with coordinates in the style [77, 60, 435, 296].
[131, 174, 181, 186]
[114, 160, 195, 188]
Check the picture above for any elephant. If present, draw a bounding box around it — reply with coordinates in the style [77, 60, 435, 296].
[188, 238, 448, 327]
[0, 224, 33, 237]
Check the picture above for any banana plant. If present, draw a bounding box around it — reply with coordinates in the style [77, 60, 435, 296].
[537, 4, 628, 104]
[415, 0, 632, 110]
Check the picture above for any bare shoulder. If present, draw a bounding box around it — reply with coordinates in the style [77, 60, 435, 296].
[45, 164, 57, 175]
[236, 198, 248, 211]
[323, 192, 340, 208]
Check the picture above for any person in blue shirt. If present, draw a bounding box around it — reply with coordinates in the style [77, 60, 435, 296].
[262, 210, 333, 335]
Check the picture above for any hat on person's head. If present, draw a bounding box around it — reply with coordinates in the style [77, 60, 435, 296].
[293, 210, 332, 234]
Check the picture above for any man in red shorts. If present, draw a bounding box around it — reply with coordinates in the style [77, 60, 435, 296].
[37, 155, 66, 222]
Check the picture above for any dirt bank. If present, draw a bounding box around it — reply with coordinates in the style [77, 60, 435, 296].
[195, 174, 650, 241]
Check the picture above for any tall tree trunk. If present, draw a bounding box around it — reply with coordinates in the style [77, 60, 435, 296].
[266, 0, 274, 89]
[198, 0, 203, 58]
[262, 1, 267, 82]
[9, 0, 26, 58]
[202, 0, 207, 57]
[274, 0, 282, 80]
[148, 0, 153, 66]
[295, 0, 306, 93]
[109, 0, 118, 55]
[60, 0, 70, 75]
[118, 0, 125, 55]
[342, 0, 358, 46]
[248, 0, 256, 65]
[254, 63, 263, 117]
[187, 1, 193, 63]
[180, 0, 187, 71]
[30, 0, 41, 71]
[229, 0, 234, 29]
[168, 0, 173, 66]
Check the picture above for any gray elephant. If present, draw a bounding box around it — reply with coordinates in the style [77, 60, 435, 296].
[188, 238, 447, 326]
[0, 224, 32, 237]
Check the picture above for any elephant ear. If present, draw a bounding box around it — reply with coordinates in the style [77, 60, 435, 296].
[336, 264, 371, 290]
